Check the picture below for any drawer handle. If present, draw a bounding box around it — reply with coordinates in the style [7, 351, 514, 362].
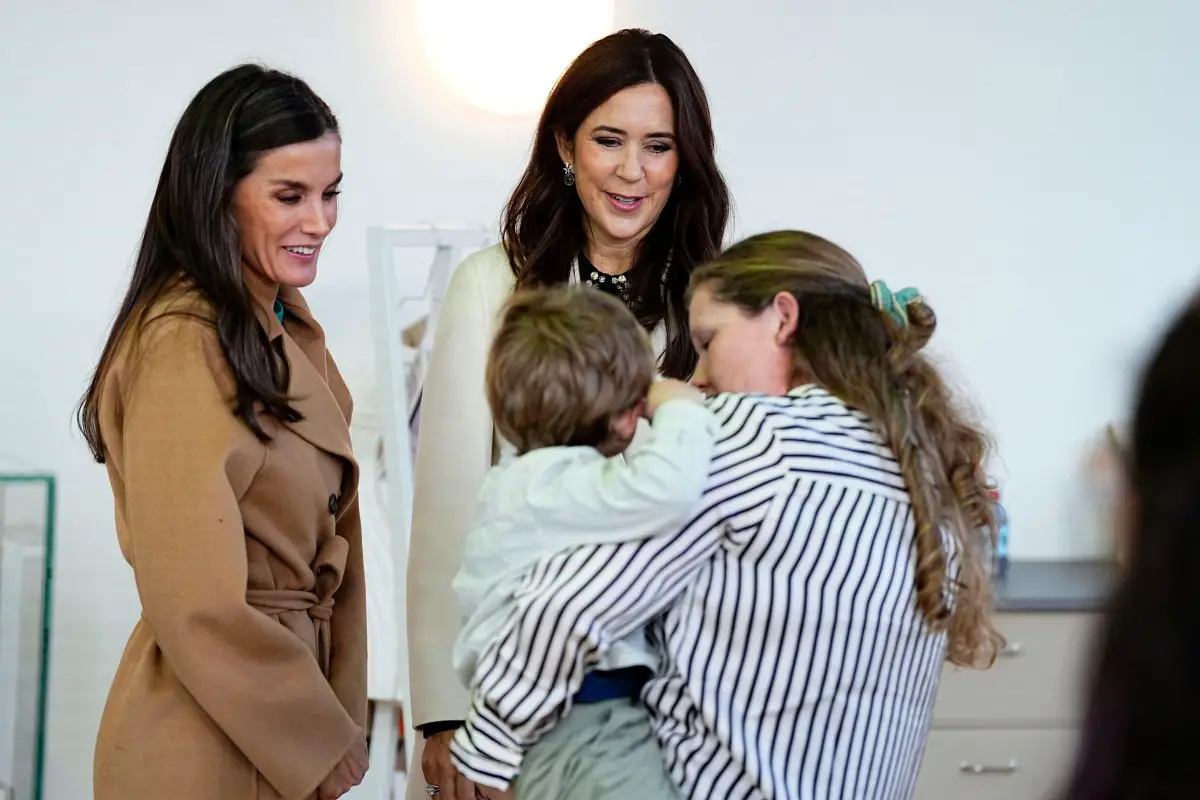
[998, 642, 1024, 658]
[959, 760, 1020, 775]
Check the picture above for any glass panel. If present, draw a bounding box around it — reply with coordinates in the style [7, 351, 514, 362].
[0, 457, 55, 800]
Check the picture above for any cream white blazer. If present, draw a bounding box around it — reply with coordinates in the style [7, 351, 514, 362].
[404, 243, 665, 797]
[407, 243, 514, 733]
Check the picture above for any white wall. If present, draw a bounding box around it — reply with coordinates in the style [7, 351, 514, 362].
[1, 0, 1197, 797]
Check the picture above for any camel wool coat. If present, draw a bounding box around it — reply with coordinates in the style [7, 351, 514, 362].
[93, 281, 367, 800]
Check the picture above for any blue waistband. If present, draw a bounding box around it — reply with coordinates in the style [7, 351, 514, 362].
[573, 667, 651, 704]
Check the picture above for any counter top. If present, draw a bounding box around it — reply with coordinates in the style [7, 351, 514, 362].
[992, 559, 1119, 613]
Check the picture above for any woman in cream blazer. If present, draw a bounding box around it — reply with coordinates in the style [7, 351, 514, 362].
[405, 28, 731, 800]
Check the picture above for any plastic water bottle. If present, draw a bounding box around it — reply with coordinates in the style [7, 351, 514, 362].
[988, 488, 1010, 579]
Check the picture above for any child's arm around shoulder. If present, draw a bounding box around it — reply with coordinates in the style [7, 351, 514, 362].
[529, 379, 717, 546]
[636, 377, 718, 495]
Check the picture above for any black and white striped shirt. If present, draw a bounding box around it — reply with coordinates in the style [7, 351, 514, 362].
[451, 386, 948, 799]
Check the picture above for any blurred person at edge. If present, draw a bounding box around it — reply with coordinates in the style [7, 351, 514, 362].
[1062, 294, 1200, 800]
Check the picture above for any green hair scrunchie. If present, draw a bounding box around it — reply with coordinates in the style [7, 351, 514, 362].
[869, 280, 923, 329]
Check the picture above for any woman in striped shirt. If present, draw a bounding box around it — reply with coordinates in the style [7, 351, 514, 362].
[453, 230, 1003, 799]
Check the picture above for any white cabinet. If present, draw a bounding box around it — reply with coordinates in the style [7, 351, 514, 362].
[917, 729, 1076, 800]
[915, 612, 1099, 800]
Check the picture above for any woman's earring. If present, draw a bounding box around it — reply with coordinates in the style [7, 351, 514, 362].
[562, 163, 575, 186]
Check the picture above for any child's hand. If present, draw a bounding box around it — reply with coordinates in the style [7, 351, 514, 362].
[647, 378, 705, 416]
[475, 785, 515, 800]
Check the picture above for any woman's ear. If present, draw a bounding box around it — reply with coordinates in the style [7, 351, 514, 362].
[772, 291, 800, 346]
[555, 130, 574, 167]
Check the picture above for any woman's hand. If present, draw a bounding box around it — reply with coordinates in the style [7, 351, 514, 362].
[316, 731, 369, 799]
[422, 731, 477, 800]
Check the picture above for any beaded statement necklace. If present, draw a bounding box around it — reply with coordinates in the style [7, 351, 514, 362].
[580, 253, 637, 308]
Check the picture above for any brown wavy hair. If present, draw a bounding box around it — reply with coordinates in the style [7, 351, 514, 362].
[501, 28, 731, 380]
[689, 230, 1002, 668]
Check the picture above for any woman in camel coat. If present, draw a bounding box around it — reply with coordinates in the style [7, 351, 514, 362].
[78, 64, 368, 800]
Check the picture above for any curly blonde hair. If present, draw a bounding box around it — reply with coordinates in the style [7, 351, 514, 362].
[689, 230, 1003, 668]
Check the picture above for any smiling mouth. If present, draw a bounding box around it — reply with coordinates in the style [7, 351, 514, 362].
[284, 245, 318, 257]
[606, 192, 645, 210]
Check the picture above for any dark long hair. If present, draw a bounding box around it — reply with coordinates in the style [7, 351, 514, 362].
[1062, 297, 1200, 798]
[77, 64, 339, 462]
[501, 28, 731, 379]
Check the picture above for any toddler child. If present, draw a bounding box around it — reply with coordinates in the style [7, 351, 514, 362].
[451, 285, 714, 799]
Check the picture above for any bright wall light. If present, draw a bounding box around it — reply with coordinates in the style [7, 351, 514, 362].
[413, 0, 617, 116]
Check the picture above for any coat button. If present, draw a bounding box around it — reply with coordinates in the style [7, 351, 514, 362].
[328, 494, 339, 515]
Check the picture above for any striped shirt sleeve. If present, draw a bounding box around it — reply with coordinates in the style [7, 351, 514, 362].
[449, 393, 786, 788]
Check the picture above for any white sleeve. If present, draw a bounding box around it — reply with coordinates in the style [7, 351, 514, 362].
[524, 399, 718, 547]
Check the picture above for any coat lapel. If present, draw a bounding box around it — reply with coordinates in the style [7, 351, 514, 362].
[270, 286, 360, 513]
[280, 335, 355, 464]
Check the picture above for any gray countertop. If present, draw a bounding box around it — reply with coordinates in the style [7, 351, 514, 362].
[992, 559, 1119, 613]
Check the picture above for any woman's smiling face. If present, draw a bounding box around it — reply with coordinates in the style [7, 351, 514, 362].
[232, 131, 342, 290]
[558, 82, 679, 258]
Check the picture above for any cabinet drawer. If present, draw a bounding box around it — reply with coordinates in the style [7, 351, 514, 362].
[933, 612, 1098, 726]
[915, 728, 1076, 800]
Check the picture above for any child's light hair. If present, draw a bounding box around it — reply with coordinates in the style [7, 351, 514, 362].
[486, 285, 655, 454]
[689, 230, 1003, 669]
